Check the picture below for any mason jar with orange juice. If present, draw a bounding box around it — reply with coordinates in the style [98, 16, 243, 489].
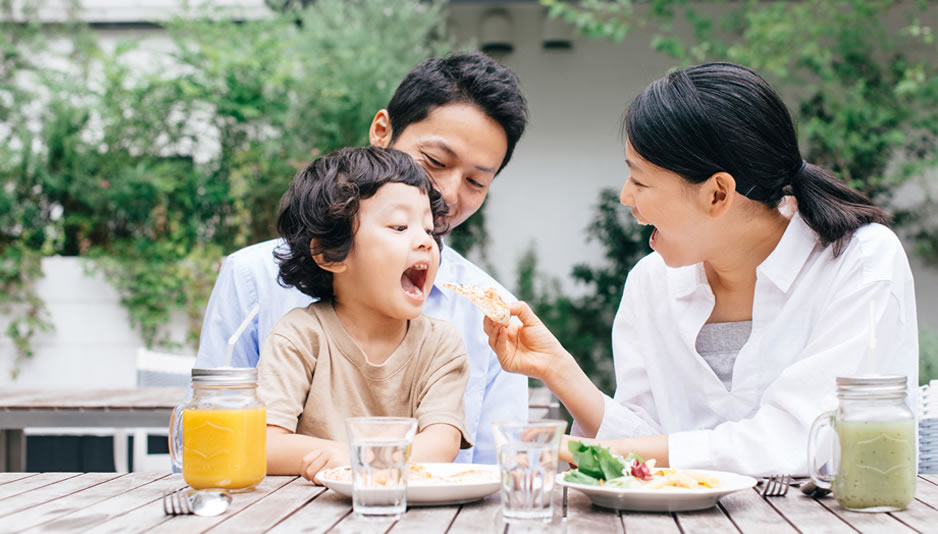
[170, 368, 267, 492]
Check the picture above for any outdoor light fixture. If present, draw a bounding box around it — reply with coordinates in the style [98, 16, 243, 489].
[541, 12, 573, 50]
[479, 8, 514, 55]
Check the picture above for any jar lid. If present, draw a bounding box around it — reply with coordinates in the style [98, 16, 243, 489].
[191, 367, 258, 384]
[836, 375, 907, 398]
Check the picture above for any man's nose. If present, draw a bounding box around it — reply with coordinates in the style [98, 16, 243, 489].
[432, 170, 460, 212]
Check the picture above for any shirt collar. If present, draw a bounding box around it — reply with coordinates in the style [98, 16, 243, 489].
[756, 210, 818, 293]
[671, 209, 818, 298]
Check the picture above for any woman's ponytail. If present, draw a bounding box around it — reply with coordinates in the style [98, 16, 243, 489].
[788, 162, 889, 256]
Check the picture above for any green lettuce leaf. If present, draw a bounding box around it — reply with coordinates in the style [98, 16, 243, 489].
[564, 470, 601, 486]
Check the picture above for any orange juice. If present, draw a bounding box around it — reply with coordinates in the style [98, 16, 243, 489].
[182, 407, 267, 491]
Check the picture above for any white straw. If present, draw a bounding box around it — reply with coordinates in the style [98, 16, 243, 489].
[225, 304, 260, 367]
[867, 300, 878, 375]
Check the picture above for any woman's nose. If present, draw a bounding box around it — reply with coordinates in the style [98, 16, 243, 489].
[619, 182, 634, 207]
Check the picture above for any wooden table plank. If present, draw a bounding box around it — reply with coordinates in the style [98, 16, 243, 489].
[87, 474, 190, 534]
[0, 473, 119, 517]
[920, 475, 938, 486]
[0, 388, 184, 410]
[446, 496, 501, 534]
[552, 486, 623, 534]
[0, 473, 79, 501]
[716, 489, 799, 533]
[146, 476, 293, 534]
[329, 515, 397, 534]
[387, 504, 461, 532]
[619, 511, 682, 534]
[888, 499, 938, 533]
[675, 506, 740, 533]
[914, 476, 938, 509]
[1, 473, 166, 532]
[22, 474, 187, 534]
[204, 477, 324, 533]
[0, 473, 36, 485]
[266, 488, 352, 534]
[816, 497, 917, 533]
[758, 491, 855, 534]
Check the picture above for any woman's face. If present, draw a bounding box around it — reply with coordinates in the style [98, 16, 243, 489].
[619, 142, 715, 268]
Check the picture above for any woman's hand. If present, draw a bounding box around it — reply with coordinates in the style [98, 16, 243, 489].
[483, 301, 569, 383]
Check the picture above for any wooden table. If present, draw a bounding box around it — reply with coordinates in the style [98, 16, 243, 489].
[3, 473, 938, 533]
[0, 388, 186, 472]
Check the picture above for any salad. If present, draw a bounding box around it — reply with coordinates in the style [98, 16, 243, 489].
[563, 441, 719, 490]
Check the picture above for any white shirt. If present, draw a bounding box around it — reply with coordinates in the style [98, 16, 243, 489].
[596, 211, 918, 476]
[194, 239, 528, 464]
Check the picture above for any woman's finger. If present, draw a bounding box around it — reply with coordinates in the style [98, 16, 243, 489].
[510, 301, 543, 327]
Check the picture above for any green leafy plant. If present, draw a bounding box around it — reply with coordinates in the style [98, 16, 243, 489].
[0, 0, 454, 374]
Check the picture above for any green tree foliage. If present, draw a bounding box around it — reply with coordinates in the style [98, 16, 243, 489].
[0, 0, 453, 374]
[531, 0, 938, 388]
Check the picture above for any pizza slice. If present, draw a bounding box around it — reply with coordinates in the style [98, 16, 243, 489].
[439, 282, 512, 326]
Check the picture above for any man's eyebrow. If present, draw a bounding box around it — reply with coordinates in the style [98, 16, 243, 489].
[425, 139, 497, 174]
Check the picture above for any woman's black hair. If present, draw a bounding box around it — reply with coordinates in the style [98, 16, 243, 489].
[386, 52, 528, 174]
[274, 146, 448, 300]
[625, 62, 888, 256]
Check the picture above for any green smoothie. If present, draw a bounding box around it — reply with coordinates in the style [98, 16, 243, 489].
[833, 419, 916, 511]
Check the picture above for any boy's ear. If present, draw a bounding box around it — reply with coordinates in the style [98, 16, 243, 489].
[310, 240, 347, 273]
[699, 171, 735, 219]
[369, 109, 393, 148]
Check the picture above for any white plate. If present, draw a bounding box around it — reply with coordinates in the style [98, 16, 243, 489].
[318, 463, 501, 506]
[557, 469, 757, 512]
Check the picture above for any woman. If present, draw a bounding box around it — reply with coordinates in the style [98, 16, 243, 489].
[485, 62, 918, 476]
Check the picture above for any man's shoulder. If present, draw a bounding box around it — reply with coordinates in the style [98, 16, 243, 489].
[225, 238, 283, 271]
[438, 246, 516, 302]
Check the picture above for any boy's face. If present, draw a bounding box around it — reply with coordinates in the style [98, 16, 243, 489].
[373, 103, 508, 230]
[331, 182, 440, 320]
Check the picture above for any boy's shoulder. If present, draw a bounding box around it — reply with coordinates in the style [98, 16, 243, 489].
[267, 301, 331, 346]
[412, 313, 467, 357]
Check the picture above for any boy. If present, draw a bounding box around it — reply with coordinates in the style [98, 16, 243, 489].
[259, 146, 471, 481]
[196, 53, 528, 464]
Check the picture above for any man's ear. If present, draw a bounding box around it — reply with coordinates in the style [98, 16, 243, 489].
[311, 240, 347, 273]
[700, 171, 736, 219]
[369, 109, 393, 148]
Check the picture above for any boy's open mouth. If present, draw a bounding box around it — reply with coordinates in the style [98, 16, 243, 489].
[401, 263, 429, 297]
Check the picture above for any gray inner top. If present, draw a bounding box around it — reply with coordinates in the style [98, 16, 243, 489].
[694, 321, 753, 389]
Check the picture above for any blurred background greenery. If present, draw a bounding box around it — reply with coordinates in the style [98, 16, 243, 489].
[2, 0, 937, 390]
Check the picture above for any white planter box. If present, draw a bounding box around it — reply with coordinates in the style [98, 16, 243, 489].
[0, 256, 193, 390]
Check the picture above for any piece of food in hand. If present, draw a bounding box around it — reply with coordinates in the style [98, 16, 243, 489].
[439, 282, 511, 326]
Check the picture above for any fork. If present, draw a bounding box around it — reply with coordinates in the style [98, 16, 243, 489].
[163, 489, 192, 515]
[759, 474, 791, 497]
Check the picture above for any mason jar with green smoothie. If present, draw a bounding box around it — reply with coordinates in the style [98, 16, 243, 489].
[807, 376, 916, 512]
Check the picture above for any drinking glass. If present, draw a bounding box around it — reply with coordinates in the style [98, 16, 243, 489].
[493, 419, 566, 523]
[345, 417, 418, 520]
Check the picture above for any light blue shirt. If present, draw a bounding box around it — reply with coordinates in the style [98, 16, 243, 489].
[194, 238, 528, 464]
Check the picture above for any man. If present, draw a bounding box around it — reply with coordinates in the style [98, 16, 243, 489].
[194, 53, 529, 464]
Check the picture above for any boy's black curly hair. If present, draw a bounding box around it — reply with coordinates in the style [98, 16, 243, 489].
[274, 146, 448, 300]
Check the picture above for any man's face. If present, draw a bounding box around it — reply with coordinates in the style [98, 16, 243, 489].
[379, 103, 508, 230]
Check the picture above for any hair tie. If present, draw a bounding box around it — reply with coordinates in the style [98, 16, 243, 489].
[784, 159, 807, 188]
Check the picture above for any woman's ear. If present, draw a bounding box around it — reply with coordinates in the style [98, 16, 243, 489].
[311, 240, 347, 273]
[700, 171, 736, 218]
[369, 109, 393, 148]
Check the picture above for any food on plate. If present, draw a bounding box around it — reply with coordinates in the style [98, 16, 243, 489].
[564, 441, 720, 490]
[439, 282, 511, 326]
[321, 463, 497, 486]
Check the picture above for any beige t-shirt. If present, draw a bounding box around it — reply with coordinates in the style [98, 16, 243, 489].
[257, 301, 472, 448]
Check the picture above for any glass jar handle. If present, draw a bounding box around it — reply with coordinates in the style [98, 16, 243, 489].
[807, 410, 836, 490]
[168, 404, 184, 472]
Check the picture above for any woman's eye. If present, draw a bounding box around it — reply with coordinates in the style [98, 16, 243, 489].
[390, 225, 407, 232]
